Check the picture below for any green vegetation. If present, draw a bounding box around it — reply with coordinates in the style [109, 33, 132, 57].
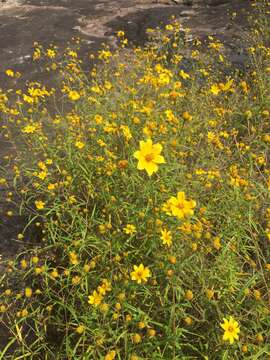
[0, 2, 269, 359]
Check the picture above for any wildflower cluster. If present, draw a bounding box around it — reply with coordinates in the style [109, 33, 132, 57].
[0, 2, 270, 359]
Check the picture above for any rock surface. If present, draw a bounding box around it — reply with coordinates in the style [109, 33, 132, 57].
[0, 0, 251, 86]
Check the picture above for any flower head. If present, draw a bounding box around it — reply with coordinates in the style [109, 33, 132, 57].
[133, 139, 165, 176]
[75, 141, 85, 149]
[88, 290, 103, 307]
[160, 228, 172, 247]
[164, 191, 196, 219]
[123, 224, 137, 235]
[105, 350, 116, 360]
[130, 264, 151, 284]
[22, 124, 37, 134]
[6, 69, 14, 77]
[68, 90, 80, 101]
[220, 316, 240, 344]
[35, 200, 45, 210]
[25, 287, 33, 298]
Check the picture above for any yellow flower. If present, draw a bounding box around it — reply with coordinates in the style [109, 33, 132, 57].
[37, 171, 48, 180]
[76, 325, 85, 334]
[75, 141, 85, 149]
[69, 251, 79, 265]
[131, 264, 151, 284]
[219, 78, 234, 92]
[94, 114, 103, 124]
[220, 316, 240, 344]
[120, 124, 132, 141]
[184, 316, 192, 325]
[46, 49, 56, 58]
[160, 228, 172, 247]
[98, 279, 112, 294]
[21, 309, 28, 317]
[35, 200, 45, 210]
[182, 111, 192, 121]
[88, 290, 103, 307]
[185, 290, 194, 301]
[98, 285, 106, 296]
[132, 333, 142, 344]
[117, 30, 125, 37]
[133, 139, 165, 176]
[50, 269, 59, 279]
[22, 124, 37, 134]
[104, 350, 116, 360]
[48, 183, 56, 190]
[213, 236, 221, 250]
[6, 69, 14, 77]
[205, 288, 215, 300]
[68, 90, 80, 101]
[167, 192, 196, 219]
[25, 287, 33, 298]
[179, 69, 190, 79]
[20, 259, 28, 269]
[210, 84, 221, 96]
[147, 328, 156, 337]
[123, 224, 137, 235]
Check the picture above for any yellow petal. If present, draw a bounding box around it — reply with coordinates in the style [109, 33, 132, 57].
[145, 163, 158, 176]
[139, 140, 147, 149]
[152, 143, 163, 155]
[134, 150, 141, 159]
[155, 155, 165, 164]
[137, 159, 147, 170]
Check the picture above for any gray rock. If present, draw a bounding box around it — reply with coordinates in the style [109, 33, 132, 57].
[183, 0, 193, 5]
[206, 0, 230, 5]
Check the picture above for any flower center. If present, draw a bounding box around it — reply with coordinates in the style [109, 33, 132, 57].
[176, 202, 184, 209]
[145, 153, 154, 162]
[228, 326, 234, 333]
[137, 271, 143, 278]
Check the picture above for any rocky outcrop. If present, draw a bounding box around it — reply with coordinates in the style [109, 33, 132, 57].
[0, 0, 251, 83]
[173, 0, 232, 4]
